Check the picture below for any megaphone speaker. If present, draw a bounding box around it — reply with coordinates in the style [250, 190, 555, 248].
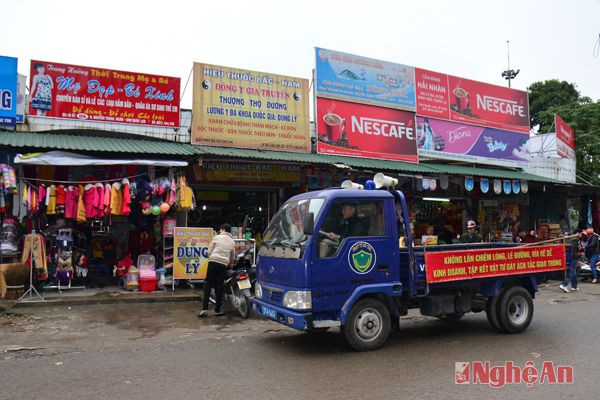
[341, 180, 364, 190]
[374, 173, 398, 189]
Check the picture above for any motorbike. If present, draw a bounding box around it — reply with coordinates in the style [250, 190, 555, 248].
[209, 265, 254, 318]
[577, 260, 600, 280]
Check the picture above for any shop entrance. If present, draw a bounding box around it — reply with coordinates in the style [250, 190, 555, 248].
[188, 186, 279, 235]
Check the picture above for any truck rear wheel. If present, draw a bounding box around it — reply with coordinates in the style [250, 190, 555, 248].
[497, 286, 533, 334]
[342, 298, 391, 351]
[485, 289, 507, 333]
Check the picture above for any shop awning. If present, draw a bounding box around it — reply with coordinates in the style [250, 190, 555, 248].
[194, 146, 559, 183]
[421, 163, 560, 183]
[194, 146, 438, 174]
[0, 130, 198, 156]
[14, 151, 188, 167]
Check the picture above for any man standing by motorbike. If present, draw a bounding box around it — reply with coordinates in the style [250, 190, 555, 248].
[198, 224, 236, 317]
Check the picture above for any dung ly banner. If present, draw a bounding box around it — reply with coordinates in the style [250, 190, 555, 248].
[315, 47, 416, 111]
[173, 227, 213, 280]
[191, 63, 309, 152]
[316, 97, 418, 162]
[29, 60, 180, 127]
[425, 244, 566, 284]
[416, 116, 529, 167]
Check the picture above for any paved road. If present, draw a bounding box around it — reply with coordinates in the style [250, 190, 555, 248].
[1, 281, 599, 400]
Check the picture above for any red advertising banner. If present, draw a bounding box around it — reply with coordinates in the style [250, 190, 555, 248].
[415, 68, 530, 133]
[316, 97, 418, 162]
[555, 114, 575, 159]
[425, 244, 566, 284]
[415, 68, 450, 120]
[29, 60, 180, 127]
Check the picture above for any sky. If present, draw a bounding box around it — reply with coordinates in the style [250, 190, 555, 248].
[2, 0, 599, 110]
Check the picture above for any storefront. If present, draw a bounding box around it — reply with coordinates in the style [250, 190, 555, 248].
[0, 131, 198, 298]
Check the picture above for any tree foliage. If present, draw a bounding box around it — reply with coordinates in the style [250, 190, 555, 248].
[528, 80, 580, 131]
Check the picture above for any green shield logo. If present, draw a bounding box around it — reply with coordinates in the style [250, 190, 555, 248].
[352, 250, 373, 273]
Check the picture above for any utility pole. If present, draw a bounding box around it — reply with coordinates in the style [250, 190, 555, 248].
[501, 40, 520, 88]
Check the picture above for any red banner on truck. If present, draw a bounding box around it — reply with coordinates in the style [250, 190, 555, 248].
[425, 244, 566, 284]
[29, 60, 180, 127]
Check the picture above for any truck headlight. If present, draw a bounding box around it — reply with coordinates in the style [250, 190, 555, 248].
[283, 290, 312, 310]
[255, 282, 262, 299]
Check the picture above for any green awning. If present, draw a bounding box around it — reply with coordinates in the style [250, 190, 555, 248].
[194, 146, 438, 174]
[195, 145, 558, 183]
[0, 131, 198, 156]
[420, 163, 560, 183]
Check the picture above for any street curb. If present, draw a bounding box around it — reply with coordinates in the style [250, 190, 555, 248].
[9, 295, 201, 309]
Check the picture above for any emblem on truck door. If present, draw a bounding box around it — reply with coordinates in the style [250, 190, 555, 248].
[348, 242, 377, 274]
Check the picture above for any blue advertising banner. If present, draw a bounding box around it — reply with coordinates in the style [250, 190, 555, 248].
[315, 48, 416, 111]
[0, 56, 18, 127]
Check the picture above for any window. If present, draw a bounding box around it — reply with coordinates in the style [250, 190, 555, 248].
[317, 200, 386, 258]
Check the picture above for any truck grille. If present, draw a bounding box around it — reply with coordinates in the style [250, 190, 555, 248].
[263, 285, 283, 303]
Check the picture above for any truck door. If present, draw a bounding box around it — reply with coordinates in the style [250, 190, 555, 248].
[311, 199, 397, 318]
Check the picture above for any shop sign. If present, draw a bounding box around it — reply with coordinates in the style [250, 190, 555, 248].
[416, 116, 529, 167]
[16, 74, 26, 123]
[480, 178, 489, 193]
[316, 97, 418, 162]
[173, 227, 213, 279]
[465, 176, 474, 191]
[512, 180, 521, 194]
[191, 62, 309, 152]
[28, 60, 180, 127]
[0, 56, 18, 127]
[315, 48, 416, 111]
[493, 179, 502, 194]
[555, 114, 575, 160]
[503, 180, 512, 194]
[425, 244, 566, 284]
[415, 68, 530, 133]
[194, 162, 301, 183]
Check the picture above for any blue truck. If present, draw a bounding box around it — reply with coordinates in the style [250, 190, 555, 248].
[253, 182, 568, 351]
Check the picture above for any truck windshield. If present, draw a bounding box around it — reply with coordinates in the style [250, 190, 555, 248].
[263, 198, 325, 248]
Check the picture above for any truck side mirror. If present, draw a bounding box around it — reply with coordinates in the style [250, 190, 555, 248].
[303, 212, 315, 236]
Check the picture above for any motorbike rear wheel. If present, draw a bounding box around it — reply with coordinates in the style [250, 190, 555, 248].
[233, 286, 250, 319]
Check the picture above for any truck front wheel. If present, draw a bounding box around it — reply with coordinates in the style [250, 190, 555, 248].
[342, 298, 391, 351]
[497, 286, 534, 334]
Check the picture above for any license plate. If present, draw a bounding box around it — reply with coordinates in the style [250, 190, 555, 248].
[237, 279, 251, 290]
[261, 305, 277, 319]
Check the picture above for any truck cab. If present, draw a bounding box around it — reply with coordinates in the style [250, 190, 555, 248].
[253, 185, 567, 351]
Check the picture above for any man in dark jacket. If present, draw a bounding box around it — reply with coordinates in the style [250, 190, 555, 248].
[459, 220, 483, 243]
[324, 202, 367, 241]
[585, 228, 599, 284]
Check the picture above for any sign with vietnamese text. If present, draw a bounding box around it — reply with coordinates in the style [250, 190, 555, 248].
[416, 116, 529, 166]
[315, 48, 416, 111]
[0, 56, 18, 127]
[316, 97, 418, 162]
[191, 63, 309, 152]
[173, 227, 213, 280]
[194, 161, 301, 183]
[28, 60, 180, 127]
[425, 244, 566, 284]
[416, 67, 530, 133]
[555, 114, 575, 160]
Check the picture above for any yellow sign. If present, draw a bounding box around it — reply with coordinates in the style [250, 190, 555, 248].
[194, 162, 301, 183]
[192, 63, 310, 152]
[173, 227, 213, 279]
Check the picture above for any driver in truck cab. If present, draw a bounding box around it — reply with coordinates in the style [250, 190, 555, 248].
[323, 202, 367, 241]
